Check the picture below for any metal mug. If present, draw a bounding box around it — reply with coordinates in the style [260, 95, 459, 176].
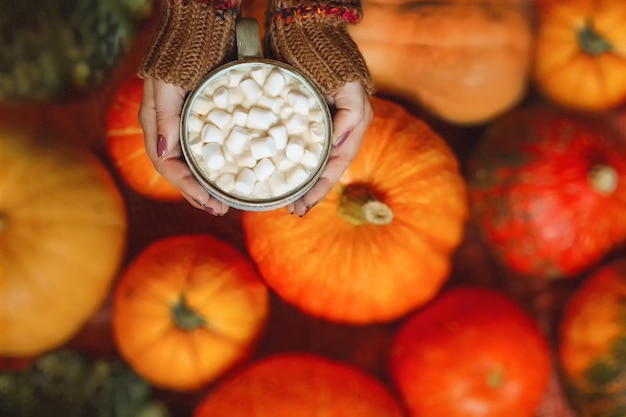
[180, 18, 333, 212]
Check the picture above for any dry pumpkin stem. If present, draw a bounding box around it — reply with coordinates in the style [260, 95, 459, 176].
[588, 164, 618, 195]
[577, 21, 612, 56]
[171, 295, 206, 331]
[338, 183, 393, 226]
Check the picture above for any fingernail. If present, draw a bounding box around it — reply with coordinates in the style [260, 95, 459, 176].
[204, 206, 216, 215]
[157, 134, 167, 157]
[192, 198, 205, 207]
[299, 202, 317, 217]
[335, 130, 351, 148]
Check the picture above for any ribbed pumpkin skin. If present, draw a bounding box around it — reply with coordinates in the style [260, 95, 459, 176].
[533, 0, 626, 111]
[467, 105, 626, 279]
[0, 128, 127, 356]
[106, 75, 184, 201]
[112, 234, 269, 392]
[194, 354, 405, 417]
[559, 260, 626, 416]
[242, 96, 468, 325]
[349, 0, 533, 125]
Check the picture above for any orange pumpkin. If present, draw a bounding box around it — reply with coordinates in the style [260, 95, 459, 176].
[348, 0, 533, 125]
[194, 353, 405, 417]
[112, 234, 269, 392]
[533, 0, 626, 111]
[559, 259, 626, 415]
[0, 126, 127, 356]
[242, 96, 468, 324]
[106, 75, 184, 201]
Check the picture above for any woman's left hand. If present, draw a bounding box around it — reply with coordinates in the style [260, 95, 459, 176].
[287, 81, 373, 217]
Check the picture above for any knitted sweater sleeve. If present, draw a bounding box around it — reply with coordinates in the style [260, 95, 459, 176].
[137, 0, 240, 91]
[264, 0, 374, 97]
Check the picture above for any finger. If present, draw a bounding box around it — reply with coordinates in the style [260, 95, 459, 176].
[330, 81, 370, 145]
[154, 80, 186, 158]
[139, 79, 158, 160]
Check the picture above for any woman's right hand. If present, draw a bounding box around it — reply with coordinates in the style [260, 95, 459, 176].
[139, 78, 230, 216]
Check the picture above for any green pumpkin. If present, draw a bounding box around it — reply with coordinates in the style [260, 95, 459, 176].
[0, 0, 153, 102]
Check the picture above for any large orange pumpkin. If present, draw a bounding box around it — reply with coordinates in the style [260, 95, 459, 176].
[533, 0, 626, 111]
[112, 234, 269, 392]
[559, 259, 626, 415]
[0, 126, 127, 356]
[194, 353, 405, 417]
[348, 0, 533, 125]
[106, 75, 184, 201]
[242, 96, 468, 324]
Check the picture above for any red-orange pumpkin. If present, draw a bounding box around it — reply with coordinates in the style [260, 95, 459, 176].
[389, 286, 552, 417]
[468, 105, 626, 279]
[194, 353, 405, 417]
[559, 259, 626, 415]
[112, 234, 269, 392]
[242, 96, 468, 324]
[106, 75, 184, 201]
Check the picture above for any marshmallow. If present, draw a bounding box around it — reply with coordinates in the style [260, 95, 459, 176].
[228, 87, 244, 106]
[240, 78, 262, 101]
[206, 109, 232, 130]
[232, 107, 248, 127]
[192, 96, 212, 115]
[227, 70, 245, 87]
[250, 136, 277, 160]
[201, 143, 226, 170]
[274, 152, 297, 171]
[268, 171, 290, 196]
[309, 121, 326, 141]
[201, 123, 225, 144]
[258, 95, 284, 114]
[237, 150, 257, 169]
[188, 135, 203, 155]
[212, 86, 229, 109]
[234, 168, 256, 195]
[247, 107, 278, 131]
[253, 158, 276, 182]
[286, 166, 310, 188]
[285, 137, 305, 162]
[268, 125, 288, 150]
[225, 126, 249, 154]
[301, 148, 321, 169]
[263, 70, 286, 97]
[216, 173, 235, 193]
[250, 66, 268, 86]
[287, 91, 310, 115]
[252, 181, 272, 199]
[187, 114, 205, 133]
[285, 113, 308, 134]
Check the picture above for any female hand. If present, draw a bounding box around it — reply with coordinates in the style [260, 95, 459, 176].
[138, 78, 230, 216]
[287, 81, 373, 217]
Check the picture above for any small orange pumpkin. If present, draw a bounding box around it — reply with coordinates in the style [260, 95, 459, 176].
[533, 0, 626, 111]
[106, 75, 184, 201]
[1, 126, 127, 356]
[112, 234, 269, 392]
[242, 96, 468, 324]
[194, 353, 405, 417]
[349, 0, 533, 125]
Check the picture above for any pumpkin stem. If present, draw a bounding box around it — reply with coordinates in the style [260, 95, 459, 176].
[338, 184, 393, 226]
[578, 21, 612, 56]
[171, 295, 206, 331]
[588, 164, 618, 195]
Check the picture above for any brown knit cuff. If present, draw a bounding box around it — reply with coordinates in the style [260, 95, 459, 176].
[264, 1, 375, 97]
[138, 0, 240, 91]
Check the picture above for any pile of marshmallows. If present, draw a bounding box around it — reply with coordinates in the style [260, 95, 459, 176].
[185, 62, 329, 200]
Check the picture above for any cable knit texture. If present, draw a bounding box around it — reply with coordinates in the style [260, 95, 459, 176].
[265, 0, 374, 96]
[138, 0, 240, 90]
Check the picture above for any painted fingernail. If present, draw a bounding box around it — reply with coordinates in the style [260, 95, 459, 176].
[335, 130, 351, 148]
[157, 134, 167, 157]
[204, 206, 216, 215]
[192, 198, 205, 207]
[299, 202, 317, 217]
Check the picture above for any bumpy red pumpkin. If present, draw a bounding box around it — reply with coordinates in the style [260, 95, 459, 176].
[112, 234, 269, 392]
[242, 96, 468, 324]
[106, 75, 184, 201]
[194, 353, 405, 417]
[558, 259, 626, 415]
[468, 105, 626, 279]
[389, 286, 552, 417]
